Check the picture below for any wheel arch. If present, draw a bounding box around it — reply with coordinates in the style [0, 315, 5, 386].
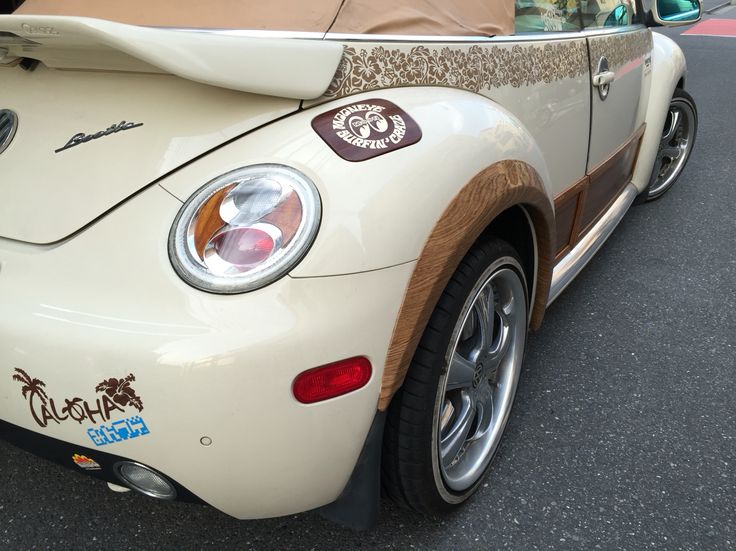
[482, 204, 538, 313]
[631, 31, 688, 193]
[378, 160, 554, 411]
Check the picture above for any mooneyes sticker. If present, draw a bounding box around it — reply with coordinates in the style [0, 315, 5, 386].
[311, 98, 421, 162]
[12, 369, 150, 447]
[72, 454, 101, 471]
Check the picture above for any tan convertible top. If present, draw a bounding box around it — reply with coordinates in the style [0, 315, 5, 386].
[15, 0, 515, 36]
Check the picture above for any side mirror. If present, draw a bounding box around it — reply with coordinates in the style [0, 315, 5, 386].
[648, 0, 702, 27]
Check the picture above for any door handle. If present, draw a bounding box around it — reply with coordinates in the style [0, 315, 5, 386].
[594, 56, 613, 100]
[592, 71, 615, 87]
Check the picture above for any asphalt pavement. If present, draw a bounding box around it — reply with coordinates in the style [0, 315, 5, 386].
[2, 10, 735, 551]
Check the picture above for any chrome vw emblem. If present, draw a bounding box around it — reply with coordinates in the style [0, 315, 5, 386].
[0, 109, 18, 155]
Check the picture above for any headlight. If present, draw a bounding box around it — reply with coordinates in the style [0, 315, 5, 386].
[169, 164, 321, 293]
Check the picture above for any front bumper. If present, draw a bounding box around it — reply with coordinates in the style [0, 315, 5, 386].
[0, 185, 414, 518]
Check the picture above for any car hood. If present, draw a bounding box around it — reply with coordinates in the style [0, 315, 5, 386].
[0, 16, 344, 244]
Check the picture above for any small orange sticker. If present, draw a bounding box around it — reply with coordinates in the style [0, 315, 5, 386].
[72, 454, 101, 471]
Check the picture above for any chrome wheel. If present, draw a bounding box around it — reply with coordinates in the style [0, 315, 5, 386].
[647, 93, 697, 200]
[435, 259, 527, 493]
[383, 238, 529, 514]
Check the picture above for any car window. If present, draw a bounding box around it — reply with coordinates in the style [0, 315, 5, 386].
[581, 0, 639, 29]
[515, 1, 582, 33]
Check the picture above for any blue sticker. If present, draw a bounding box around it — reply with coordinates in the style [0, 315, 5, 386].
[87, 415, 150, 447]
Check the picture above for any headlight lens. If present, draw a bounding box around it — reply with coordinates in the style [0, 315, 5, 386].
[169, 164, 321, 293]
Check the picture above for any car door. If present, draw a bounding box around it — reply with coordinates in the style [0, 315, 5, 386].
[579, 0, 652, 234]
[510, 0, 593, 260]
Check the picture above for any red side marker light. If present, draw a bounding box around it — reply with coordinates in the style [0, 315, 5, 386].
[293, 357, 372, 404]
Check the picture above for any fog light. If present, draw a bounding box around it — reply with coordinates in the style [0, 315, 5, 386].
[114, 462, 177, 500]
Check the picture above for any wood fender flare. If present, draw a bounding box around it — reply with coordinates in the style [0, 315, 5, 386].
[378, 160, 554, 411]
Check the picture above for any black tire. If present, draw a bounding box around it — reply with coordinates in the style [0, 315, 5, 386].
[382, 237, 529, 514]
[645, 89, 698, 201]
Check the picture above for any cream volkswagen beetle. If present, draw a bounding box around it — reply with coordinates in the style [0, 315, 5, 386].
[0, 0, 699, 528]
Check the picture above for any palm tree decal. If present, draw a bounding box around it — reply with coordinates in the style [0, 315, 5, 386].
[12, 368, 50, 427]
[12, 368, 48, 402]
[95, 374, 144, 412]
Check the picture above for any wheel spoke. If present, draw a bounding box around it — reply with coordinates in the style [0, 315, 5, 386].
[446, 352, 476, 391]
[440, 399, 455, 432]
[659, 145, 682, 162]
[486, 308, 512, 382]
[662, 110, 681, 142]
[467, 391, 494, 442]
[440, 392, 475, 467]
[651, 155, 664, 177]
[473, 286, 494, 357]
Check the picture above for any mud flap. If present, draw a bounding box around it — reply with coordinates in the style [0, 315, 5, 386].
[317, 410, 386, 530]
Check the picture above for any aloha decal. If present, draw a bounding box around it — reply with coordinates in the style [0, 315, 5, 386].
[311, 99, 421, 162]
[12, 368, 144, 429]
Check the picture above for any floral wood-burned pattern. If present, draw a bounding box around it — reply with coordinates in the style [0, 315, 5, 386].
[588, 29, 653, 71]
[322, 29, 654, 102]
[323, 40, 589, 100]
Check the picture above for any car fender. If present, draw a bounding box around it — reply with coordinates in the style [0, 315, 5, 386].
[161, 87, 556, 410]
[301, 88, 557, 409]
[631, 31, 687, 193]
[292, 88, 555, 279]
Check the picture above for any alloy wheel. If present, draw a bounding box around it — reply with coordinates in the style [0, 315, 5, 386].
[436, 262, 527, 492]
[647, 96, 697, 199]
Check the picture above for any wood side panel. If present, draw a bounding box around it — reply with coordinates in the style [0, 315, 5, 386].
[378, 161, 554, 411]
[568, 185, 588, 249]
[555, 199, 577, 254]
[553, 175, 588, 257]
[579, 124, 646, 233]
